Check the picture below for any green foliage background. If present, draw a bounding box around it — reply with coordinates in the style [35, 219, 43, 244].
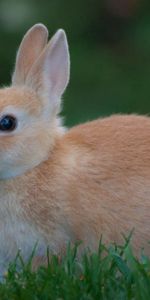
[0, 0, 150, 126]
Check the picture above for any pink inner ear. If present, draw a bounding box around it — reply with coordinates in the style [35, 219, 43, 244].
[43, 30, 70, 98]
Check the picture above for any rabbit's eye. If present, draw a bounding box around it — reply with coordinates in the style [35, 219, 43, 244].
[0, 115, 17, 131]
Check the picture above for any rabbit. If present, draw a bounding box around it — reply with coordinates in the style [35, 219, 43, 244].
[0, 23, 149, 274]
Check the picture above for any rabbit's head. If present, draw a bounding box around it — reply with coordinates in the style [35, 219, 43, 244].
[0, 24, 70, 179]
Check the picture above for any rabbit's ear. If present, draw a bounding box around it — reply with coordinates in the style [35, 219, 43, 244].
[26, 29, 70, 114]
[12, 24, 48, 85]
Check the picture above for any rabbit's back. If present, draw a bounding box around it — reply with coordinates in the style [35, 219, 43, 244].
[52, 114, 150, 253]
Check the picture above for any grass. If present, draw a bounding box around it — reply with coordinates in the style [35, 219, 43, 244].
[0, 235, 150, 299]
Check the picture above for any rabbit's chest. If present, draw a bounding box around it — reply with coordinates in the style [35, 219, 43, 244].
[0, 202, 46, 275]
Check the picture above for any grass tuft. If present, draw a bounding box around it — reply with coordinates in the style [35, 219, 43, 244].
[0, 236, 150, 299]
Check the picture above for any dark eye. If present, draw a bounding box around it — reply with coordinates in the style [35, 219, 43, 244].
[0, 115, 17, 132]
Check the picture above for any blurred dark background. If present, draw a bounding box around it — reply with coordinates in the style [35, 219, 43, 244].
[0, 0, 150, 126]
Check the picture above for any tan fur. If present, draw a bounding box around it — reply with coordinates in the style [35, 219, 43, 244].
[0, 24, 149, 272]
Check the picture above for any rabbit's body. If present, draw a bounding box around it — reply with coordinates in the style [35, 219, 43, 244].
[0, 114, 150, 273]
[0, 24, 149, 273]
